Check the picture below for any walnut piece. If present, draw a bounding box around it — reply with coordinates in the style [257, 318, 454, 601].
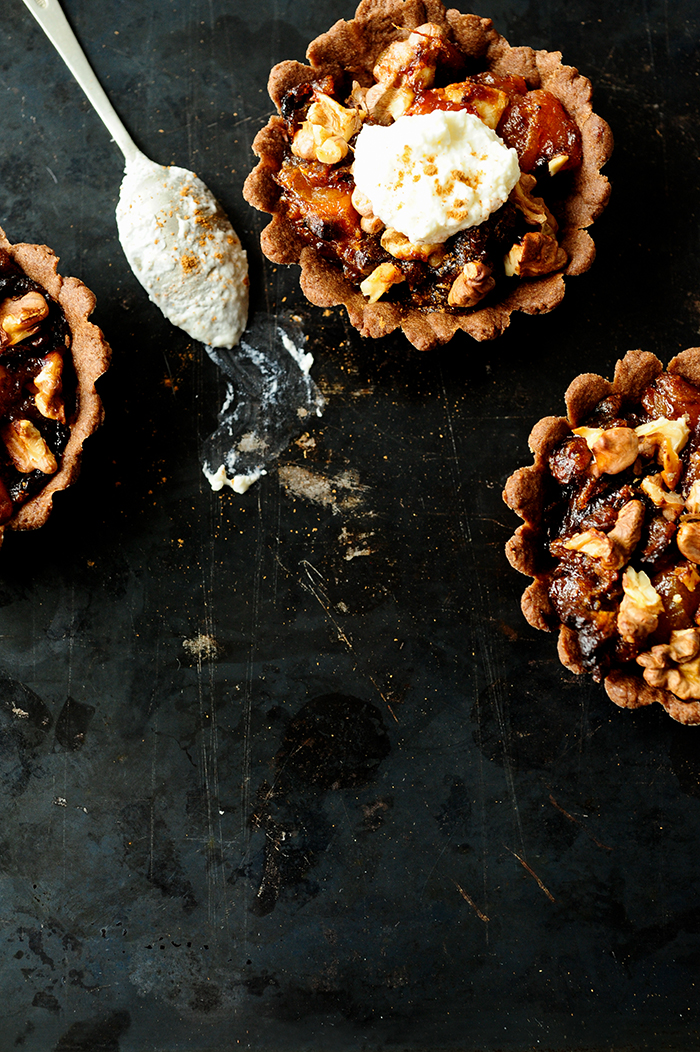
[669, 666, 700, 697]
[360, 214, 384, 235]
[2, 419, 57, 474]
[447, 261, 496, 308]
[668, 628, 700, 663]
[351, 188, 373, 217]
[639, 473, 686, 520]
[510, 175, 558, 235]
[291, 93, 362, 164]
[561, 501, 644, 570]
[675, 561, 700, 593]
[607, 500, 645, 560]
[635, 416, 690, 489]
[368, 21, 462, 121]
[33, 351, 65, 423]
[637, 628, 700, 699]
[436, 81, 509, 129]
[0, 291, 49, 350]
[677, 520, 700, 563]
[292, 124, 348, 164]
[504, 232, 567, 278]
[562, 528, 617, 565]
[359, 262, 405, 303]
[364, 83, 414, 123]
[307, 94, 362, 142]
[372, 23, 446, 91]
[587, 426, 639, 475]
[685, 479, 700, 514]
[380, 228, 443, 263]
[351, 188, 384, 235]
[617, 567, 663, 643]
[372, 41, 418, 87]
[315, 136, 350, 165]
[548, 154, 569, 176]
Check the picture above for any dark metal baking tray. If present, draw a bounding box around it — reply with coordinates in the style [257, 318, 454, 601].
[2, 0, 700, 1048]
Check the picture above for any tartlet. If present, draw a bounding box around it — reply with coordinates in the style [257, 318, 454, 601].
[243, 0, 613, 350]
[504, 348, 700, 726]
[0, 227, 110, 542]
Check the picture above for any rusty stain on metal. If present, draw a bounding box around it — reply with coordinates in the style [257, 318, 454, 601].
[453, 880, 489, 923]
[504, 844, 555, 903]
[548, 793, 613, 852]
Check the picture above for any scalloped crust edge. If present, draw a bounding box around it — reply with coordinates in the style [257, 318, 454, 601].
[503, 347, 700, 726]
[243, 0, 614, 351]
[0, 226, 111, 537]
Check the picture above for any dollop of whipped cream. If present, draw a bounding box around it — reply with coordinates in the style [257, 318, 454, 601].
[116, 153, 249, 348]
[352, 109, 520, 245]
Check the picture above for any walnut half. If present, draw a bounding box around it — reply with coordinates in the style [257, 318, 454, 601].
[504, 232, 567, 278]
[291, 93, 362, 164]
[573, 424, 639, 475]
[608, 500, 645, 561]
[447, 262, 495, 308]
[33, 351, 66, 423]
[617, 567, 663, 644]
[677, 520, 700, 563]
[639, 473, 685, 521]
[351, 188, 385, 235]
[372, 23, 448, 91]
[0, 291, 49, 350]
[635, 416, 690, 489]
[561, 500, 644, 570]
[637, 629, 700, 699]
[510, 174, 558, 235]
[2, 419, 57, 475]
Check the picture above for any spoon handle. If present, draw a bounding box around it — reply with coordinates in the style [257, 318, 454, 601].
[21, 0, 139, 163]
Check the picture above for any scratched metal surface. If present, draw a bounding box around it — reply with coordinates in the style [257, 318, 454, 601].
[2, 0, 700, 1049]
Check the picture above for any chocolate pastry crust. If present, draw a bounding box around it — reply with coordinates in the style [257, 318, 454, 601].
[504, 348, 700, 726]
[0, 227, 110, 539]
[243, 0, 613, 350]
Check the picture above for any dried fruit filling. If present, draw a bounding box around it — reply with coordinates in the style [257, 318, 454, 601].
[543, 370, 700, 699]
[273, 23, 582, 312]
[0, 249, 73, 523]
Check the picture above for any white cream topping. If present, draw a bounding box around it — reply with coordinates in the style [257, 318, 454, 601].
[203, 463, 265, 494]
[116, 153, 249, 348]
[352, 109, 520, 245]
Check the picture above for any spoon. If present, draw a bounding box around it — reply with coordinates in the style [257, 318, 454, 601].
[21, 0, 249, 349]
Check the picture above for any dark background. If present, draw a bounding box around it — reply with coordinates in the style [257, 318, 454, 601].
[2, 0, 700, 1049]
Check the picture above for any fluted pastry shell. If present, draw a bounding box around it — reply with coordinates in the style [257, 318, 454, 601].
[0, 226, 111, 537]
[504, 348, 700, 726]
[244, 0, 613, 350]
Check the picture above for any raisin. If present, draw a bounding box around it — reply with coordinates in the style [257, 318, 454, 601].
[641, 373, 700, 428]
[652, 568, 700, 635]
[584, 394, 625, 429]
[549, 436, 592, 484]
[638, 514, 677, 568]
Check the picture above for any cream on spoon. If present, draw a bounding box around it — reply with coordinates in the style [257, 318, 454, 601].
[21, 0, 249, 349]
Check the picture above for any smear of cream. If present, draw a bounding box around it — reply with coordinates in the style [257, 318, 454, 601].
[202, 314, 324, 492]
